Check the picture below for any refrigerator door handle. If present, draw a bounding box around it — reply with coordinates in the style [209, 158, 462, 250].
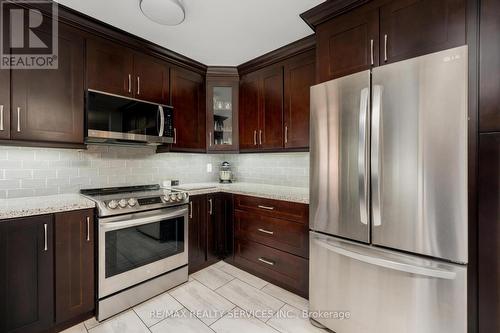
[358, 88, 370, 225]
[371, 85, 383, 227]
[313, 236, 457, 280]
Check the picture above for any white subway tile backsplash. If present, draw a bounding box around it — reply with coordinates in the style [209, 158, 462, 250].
[0, 145, 309, 198]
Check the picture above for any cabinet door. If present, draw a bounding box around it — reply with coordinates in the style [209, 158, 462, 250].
[55, 209, 94, 325]
[259, 65, 284, 150]
[239, 73, 260, 151]
[11, 23, 84, 143]
[316, 6, 379, 82]
[170, 67, 206, 151]
[284, 51, 315, 149]
[0, 68, 9, 140]
[0, 215, 54, 333]
[479, 0, 500, 132]
[133, 53, 170, 104]
[380, 0, 466, 64]
[87, 37, 134, 97]
[206, 79, 239, 152]
[188, 195, 207, 274]
[478, 133, 500, 333]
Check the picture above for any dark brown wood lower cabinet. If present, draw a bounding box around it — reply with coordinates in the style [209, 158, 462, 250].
[55, 209, 95, 325]
[234, 239, 309, 298]
[188, 194, 208, 274]
[0, 215, 54, 333]
[478, 133, 500, 333]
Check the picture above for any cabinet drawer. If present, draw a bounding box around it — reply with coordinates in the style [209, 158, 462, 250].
[235, 210, 308, 258]
[234, 239, 308, 298]
[234, 195, 308, 224]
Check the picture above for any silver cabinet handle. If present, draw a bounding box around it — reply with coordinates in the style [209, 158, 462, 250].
[258, 257, 275, 266]
[259, 130, 263, 145]
[284, 126, 288, 144]
[370, 39, 374, 66]
[384, 34, 388, 62]
[258, 205, 274, 211]
[371, 85, 383, 227]
[258, 228, 274, 235]
[253, 130, 257, 146]
[358, 88, 370, 226]
[137, 76, 140, 95]
[209, 132, 212, 147]
[208, 198, 213, 215]
[173, 128, 177, 144]
[86, 217, 90, 242]
[128, 74, 132, 93]
[43, 223, 48, 251]
[0, 105, 3, 131]
[16, 107, 21, 132]
[189, 201, 193, 219]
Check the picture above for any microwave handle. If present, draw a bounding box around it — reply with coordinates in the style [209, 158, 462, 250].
[158, 105, 165, 137]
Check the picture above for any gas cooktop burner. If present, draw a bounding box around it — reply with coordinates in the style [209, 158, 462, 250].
[81, 184, 189, 217]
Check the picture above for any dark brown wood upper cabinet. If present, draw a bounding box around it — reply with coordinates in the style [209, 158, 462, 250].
[479, 0, 500, 132]
[380, 0, 466, 65]
[133, 53, 170, 105]
[239, 65, 284, 151]
[188, 194, 207, 274]
[316, 6, 379, 83]
[87, 37, 134, 97]
[55, 209, 94, 325]
[239, 72, 260, 150]
[10, 23, 84, 144]
[0, 215, 54, 333]
[0, 68, 10, 140]
[259, 65, 284, 150]
[206, 68, 239, 152]
[284, 51, 315, 149]
[170, 66, 206, 151]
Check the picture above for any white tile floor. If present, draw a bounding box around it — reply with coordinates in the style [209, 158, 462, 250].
[62, 261, 325, 333]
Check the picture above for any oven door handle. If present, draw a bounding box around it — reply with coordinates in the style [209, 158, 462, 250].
[99, 207, 188, 231]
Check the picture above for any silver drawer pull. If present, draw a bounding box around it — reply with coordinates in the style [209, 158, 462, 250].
[0, 105, 4, 131]
[86, 217, 90, 242]
[258, 228, 274, 235]
[258, 205, 274, 211]
[16, 107, 21, 132]
[43, 223, 48, 251]
[258, 257, 275, 266]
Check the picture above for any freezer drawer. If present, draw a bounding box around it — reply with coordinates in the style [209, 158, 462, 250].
[309, 232, 467, 333]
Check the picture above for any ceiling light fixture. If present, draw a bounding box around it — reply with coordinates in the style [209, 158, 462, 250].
[140, 0, 185, 26]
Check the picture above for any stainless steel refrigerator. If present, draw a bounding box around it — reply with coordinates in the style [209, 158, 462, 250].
[309, 46, 468, 333]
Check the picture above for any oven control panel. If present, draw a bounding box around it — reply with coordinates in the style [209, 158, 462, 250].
[103, 191, 189, 213]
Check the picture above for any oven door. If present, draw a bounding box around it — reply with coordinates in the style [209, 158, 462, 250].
[98, 206, 188, 298]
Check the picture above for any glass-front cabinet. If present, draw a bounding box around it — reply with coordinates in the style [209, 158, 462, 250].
[206, 68, 239, 152]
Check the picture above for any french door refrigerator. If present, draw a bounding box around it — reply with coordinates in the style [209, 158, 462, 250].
[309, 46, 468, 333]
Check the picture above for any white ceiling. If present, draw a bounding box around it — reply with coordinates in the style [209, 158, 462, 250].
[53, 0, 325, 66]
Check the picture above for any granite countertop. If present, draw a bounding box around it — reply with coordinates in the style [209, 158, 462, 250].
[0, 194, 96, 220]
[175, 182, 309, 204]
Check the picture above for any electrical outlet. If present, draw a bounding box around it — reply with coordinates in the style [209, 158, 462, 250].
[206, 163, 212, 173]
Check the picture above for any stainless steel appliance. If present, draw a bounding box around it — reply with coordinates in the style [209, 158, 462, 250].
[219, 161, 233, 183]
[86, 90, 174, 145]
[81, 184, 189, 321]
[309, 46, 468, 333]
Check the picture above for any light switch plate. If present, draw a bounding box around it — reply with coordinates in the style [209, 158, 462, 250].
[206, 163, 212, 173]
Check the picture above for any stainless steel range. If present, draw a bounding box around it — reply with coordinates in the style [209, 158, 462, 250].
[81, 184, 189, 321]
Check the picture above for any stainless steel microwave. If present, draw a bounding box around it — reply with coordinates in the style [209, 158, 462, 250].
[85, 90, 174, 146]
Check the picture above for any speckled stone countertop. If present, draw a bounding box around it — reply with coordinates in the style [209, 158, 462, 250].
[0, 194, 96, 220]
[175, 182, 309, 204]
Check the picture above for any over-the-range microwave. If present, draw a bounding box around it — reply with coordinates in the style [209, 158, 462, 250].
[85, 90, 174, 146]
